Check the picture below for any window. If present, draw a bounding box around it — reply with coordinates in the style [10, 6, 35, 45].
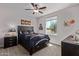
[46, 16, 57, 35]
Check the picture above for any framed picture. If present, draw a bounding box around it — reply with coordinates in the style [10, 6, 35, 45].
[39, 24, 43, 30]
[64, 18, 75, 26]
[21, 19, 31, 25]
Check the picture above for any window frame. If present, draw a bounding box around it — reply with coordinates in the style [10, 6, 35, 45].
[45, 16, 57, 35]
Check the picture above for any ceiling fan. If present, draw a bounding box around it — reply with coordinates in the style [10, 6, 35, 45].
[25, 3, 47, 14]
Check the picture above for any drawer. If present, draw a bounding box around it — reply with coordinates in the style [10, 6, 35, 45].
[6, 40, 17, 44]
[8, 40, 13, 42]
[9, 43, 13, 46]
[4, 42, 17, 48]
[8, 38, 13, 40]
[4, 36, 17, 39]
[6, 38, 17, 41]
[9, 39, 17, 42]
[4, 39, 17, 44]
[4, 37, 17, 42]
[9, 43, 17, 46]
[4, 36, 17, 48]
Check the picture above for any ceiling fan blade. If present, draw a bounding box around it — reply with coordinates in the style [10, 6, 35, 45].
[39, 11, 43, 14]
[31, 3, 35, 7]
[39, 7, 46, 10]
[33, 12, 35, 14]
[25, 9, 34, 10]
[35, 4, 38, 9]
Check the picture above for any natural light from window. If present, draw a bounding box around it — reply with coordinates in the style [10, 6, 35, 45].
[46, 16, 57, 35]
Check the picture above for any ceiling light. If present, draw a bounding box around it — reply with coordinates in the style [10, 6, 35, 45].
[34, 10, 39, 13]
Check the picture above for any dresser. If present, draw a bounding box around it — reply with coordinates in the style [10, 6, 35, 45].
[61, 35, 79, 56]
[4, 32, 17, 48]
[4, 36, 17, 48]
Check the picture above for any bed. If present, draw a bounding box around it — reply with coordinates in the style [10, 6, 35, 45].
[17, 26, 50, 55]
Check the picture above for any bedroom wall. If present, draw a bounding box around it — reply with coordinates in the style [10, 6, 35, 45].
[36, 4, 79, 45]
[0, 4, 38, 47]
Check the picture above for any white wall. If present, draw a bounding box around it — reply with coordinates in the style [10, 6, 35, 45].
[0, 4, 38, 47]
[37, 5, 79, 45]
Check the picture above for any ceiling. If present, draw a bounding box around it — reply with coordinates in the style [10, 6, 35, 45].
[0, 3, 78, 18]
[24, 3, 78, 18]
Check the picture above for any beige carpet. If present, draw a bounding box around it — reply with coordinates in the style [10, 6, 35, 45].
[0, 43, 61, 56]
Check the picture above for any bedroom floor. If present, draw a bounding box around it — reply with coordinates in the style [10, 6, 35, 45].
[0, 43, 61, 56]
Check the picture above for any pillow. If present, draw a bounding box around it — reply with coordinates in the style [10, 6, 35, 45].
[24, 31, 29, 35]
[20, 31, 22, 34]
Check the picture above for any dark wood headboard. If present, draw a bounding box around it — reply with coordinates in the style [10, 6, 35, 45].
[18, 26, 34, 34]
[17, 26, 34, 43]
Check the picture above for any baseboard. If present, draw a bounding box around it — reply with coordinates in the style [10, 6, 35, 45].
[0, 45, 4, 48]
[49, 42, 61, 46]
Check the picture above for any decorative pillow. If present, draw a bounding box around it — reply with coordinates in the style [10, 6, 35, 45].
[20, 31, 22, 34]
[24, 31, 29, 35]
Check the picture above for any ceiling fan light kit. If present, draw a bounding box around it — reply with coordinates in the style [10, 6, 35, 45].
[33, 10, 39, 13]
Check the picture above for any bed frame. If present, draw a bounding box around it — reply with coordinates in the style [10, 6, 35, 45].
[19, 40, 49, 55]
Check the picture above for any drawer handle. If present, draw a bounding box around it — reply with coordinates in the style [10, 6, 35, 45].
[9, 39, 13, 40]
[9, 44, 13, 46]
[9, 41, 13, 43]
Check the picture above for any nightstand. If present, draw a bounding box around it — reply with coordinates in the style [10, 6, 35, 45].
[4, 36, 17, 48]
